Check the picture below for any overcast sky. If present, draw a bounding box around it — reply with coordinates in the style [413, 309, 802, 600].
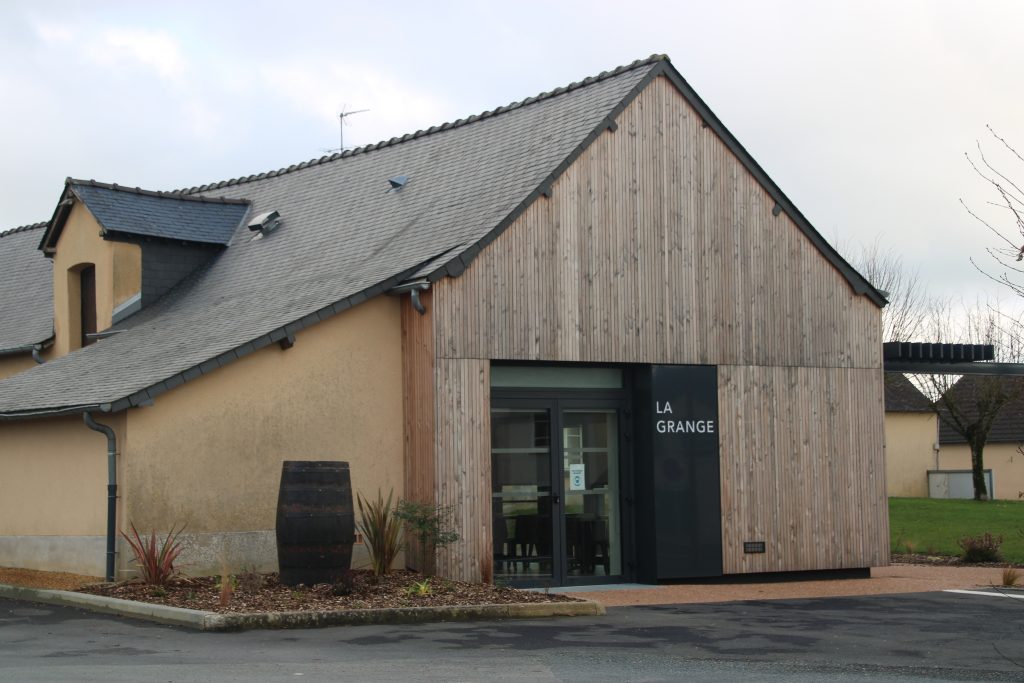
[2, 0, 1023, 307]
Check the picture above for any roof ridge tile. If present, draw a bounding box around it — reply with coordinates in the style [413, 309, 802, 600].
[177, 54, 669, 195]
[67, 178, 249, 205]
[0, 222, 47, 238]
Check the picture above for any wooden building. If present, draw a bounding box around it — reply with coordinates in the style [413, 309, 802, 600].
[0, 55, 888, 585]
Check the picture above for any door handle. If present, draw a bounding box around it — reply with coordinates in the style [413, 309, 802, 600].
[553, 495, 560, 506]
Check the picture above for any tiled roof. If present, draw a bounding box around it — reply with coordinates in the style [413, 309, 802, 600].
[938, 376, 1024, 444]
[884, 373, 931, 413]
[0, 222, 53, 354]
[0, 56, 660, 415]
[41, 181, 250, 250]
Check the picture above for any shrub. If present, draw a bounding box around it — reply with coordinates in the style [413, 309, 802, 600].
[120, 522, 185, 586]
[356, 489, 403, 576]
[957, 532, 1003, 563]
[394, 499, 460, 575]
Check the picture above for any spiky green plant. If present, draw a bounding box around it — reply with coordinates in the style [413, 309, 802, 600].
[356, 490, 403, 576]
[120, 522, 185, 586]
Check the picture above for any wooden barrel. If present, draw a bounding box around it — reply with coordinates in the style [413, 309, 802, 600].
[275, 461, 355, 586]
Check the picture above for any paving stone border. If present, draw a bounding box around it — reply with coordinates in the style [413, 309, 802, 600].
[0, 583, 604, 631]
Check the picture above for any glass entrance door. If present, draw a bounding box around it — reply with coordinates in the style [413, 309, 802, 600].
[491, 401, 623, 584]
[561, 409, 621, 579]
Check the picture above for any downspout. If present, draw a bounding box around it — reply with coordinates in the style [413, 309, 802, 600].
[388, 279, 431, 314]
[83, 412, 117, 582]
[31, 344, 45, 364]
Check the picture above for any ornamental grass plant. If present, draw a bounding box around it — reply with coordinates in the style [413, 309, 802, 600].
[120, 522, 185, 586]
[356, 490, 403, 576]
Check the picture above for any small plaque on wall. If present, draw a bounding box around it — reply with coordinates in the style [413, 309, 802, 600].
[743, 541, 766, 554]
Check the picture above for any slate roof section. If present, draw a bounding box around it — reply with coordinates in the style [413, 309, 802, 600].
[938, 376, 1024, 445]
[0, 223, 53, 354]
[39, 181, 250, 252]
[884, 373, 931, 413]
[0, 56, 657, 416]
[0, 54, 886, 417]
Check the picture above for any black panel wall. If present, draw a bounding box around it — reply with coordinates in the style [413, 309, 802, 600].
[633, 365, 722, 581]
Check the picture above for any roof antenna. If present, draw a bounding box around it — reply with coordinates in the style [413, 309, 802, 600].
[338, 104, 369, 151]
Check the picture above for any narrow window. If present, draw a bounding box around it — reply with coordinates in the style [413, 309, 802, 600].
[80, 265, 97, 347]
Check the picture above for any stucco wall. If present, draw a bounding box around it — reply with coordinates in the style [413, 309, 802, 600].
[0, 354, 37, 381]
[51, 203, 141, 357]
[885, 412, 937, 498]
[940, 443, 1024, 500]
[0, 413, 125, 575]
[122, 295, 405, 574]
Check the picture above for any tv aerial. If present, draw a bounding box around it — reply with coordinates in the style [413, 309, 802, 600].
[336, 105, 369, 152]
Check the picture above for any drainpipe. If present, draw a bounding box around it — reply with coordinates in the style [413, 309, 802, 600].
[83, 412, 117, 582]
[391, 280, 431, 315]
[31, 344, 45, 364]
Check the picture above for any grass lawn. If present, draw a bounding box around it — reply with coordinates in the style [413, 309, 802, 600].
[889, 497, 1024, 563]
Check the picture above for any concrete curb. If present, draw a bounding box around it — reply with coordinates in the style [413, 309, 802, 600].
[0, 583, 604, 632]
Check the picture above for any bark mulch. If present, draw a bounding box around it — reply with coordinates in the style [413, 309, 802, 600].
[76, 569, 575, 614]
[891, 552, 1024, 569]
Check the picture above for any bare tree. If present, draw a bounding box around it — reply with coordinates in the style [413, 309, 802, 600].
[913, 300, 1024, 500]
[847, 239, 928, 342]
[963, 126, 1024, 297]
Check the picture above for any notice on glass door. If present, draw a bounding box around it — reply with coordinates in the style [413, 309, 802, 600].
[568, 464, 586, 491]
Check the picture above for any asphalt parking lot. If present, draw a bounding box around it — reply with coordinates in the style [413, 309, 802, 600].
[3, 591, 1024, 682]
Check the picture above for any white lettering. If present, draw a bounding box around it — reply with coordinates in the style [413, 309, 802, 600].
[656, 401, 673, 414]
[653, 419, 717, 435]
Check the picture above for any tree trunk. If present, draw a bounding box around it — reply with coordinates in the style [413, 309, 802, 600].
[969, 439, 989, 501]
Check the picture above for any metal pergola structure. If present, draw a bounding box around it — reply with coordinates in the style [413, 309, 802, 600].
[883, 342, 1024, 376]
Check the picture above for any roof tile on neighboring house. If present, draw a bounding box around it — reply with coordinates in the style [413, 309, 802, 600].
[884, 373, 931, 413]
[938, 376, 1024, 445]
[0, 223, 53, 354]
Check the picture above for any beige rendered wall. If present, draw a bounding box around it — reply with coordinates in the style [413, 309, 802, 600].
[0, 354, 37, 380]
[51, 203, 141, 357]
[939, 443, 1024, 500]
[123, 295, 404, 574]
[0, 413, 125, 575]
[885, 412, 937, 498]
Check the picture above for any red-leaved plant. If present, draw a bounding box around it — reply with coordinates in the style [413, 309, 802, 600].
[120, 522, 186, 585]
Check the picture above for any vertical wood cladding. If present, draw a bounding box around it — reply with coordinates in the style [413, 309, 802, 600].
[407, 75, 885, 581]
[433, 358, 491, 582]
[432, 76, 881, 368]
[717, 365, 888, 573]
[400, 290, 436, 571]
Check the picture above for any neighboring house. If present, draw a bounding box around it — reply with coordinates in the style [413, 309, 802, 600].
[0, 223, 53, 378]
[0, 55, 890, 585]
[884, 373, 937, 498]
[937, 375, 1024, 500]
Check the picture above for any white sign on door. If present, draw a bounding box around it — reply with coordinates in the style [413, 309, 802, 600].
[569, 464, 586, 491]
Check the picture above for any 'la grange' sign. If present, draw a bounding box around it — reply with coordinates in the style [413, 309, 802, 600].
[656, 401, 715, 434]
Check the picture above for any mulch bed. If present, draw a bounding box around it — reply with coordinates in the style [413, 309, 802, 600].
[891, 552, 1024, 568]
[77, 569, 576, 614]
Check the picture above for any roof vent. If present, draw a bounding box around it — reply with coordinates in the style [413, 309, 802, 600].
[387, 175, 409, 193]
[248, 210, 281, 235]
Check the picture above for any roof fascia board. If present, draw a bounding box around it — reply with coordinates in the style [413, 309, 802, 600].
[38, 182, 77, 254]
[886, 361, 1024, 376]
[0, 403, 109, 421]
